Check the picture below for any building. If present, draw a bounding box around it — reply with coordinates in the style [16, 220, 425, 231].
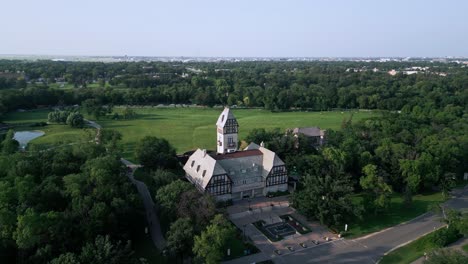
[183, 108, 288, 201]
[292, 127, 326, 147]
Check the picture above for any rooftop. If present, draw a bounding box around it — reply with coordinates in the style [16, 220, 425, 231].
[212, 149, 263, 160]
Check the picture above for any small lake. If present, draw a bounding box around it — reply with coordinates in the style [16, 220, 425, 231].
[13, 131, 45, 149]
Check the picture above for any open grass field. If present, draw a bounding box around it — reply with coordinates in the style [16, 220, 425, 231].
[102, 107, 376, 158]
[347, 192, 446, 238]
[3, 107, 377, 159]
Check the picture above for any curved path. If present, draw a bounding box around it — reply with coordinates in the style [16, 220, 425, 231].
[87, 120, 166, 250]
[122, 158, 167, 250]
[273, 185, 468, 263]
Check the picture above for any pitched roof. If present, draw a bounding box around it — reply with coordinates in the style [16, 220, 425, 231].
[216, 107, 237, 127]
[183, 149, 226, 188]
[293, 127, 323, 137]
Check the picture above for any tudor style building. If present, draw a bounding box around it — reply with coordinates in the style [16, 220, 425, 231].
[183, 108, 288, 201]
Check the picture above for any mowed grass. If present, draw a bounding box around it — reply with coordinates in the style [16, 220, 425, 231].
[3, 108, 376, 158]
[347, 192, 446, 238]
[101, 107, 376, 159]
[3, 111, 92, 150]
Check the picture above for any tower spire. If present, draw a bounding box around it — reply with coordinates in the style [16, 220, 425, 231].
[216, 107, 239, 154]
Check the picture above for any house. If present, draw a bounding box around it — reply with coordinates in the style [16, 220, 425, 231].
[292, 127, 326, 147]
[183, 108, 288, 201]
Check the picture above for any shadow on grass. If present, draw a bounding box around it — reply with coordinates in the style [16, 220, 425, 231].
[347, 192, 444, 238]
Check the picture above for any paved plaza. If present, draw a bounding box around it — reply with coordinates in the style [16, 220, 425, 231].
[225, 196, 337, 263]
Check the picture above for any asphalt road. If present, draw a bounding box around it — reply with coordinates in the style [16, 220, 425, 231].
[275, 185, 468, 264]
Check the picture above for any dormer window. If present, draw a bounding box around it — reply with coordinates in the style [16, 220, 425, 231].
[197, 165, 200, 172]
[202, 170, 206, 177]
[221, 115, 224, 122]
[191, 160, 195, 167]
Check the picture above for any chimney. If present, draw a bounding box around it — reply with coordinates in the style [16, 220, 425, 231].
[202, 149, 207, 157]
[260, 141, 264, 147]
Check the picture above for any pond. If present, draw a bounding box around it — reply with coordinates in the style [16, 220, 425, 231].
[13, 131, 45, 149]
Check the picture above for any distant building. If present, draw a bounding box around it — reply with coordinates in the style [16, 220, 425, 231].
[292, 127, 326, 147]
[183, 108, 288, 201]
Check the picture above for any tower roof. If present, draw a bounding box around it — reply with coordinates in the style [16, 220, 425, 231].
[216, 107, 237, 127]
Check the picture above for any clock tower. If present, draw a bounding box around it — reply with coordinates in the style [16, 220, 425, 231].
[216, 107, 239, 154]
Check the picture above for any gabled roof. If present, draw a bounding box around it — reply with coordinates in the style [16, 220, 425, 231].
[216, 107, 237, 127]
[183, 149, 227, 188]
[293, 127, 324, 137]
[245, 142, 285, 171]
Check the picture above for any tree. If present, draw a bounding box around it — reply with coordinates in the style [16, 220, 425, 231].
[1, 130, 19, 154]
[292, 172, 361, 228]
[122, 107, 137, 119]
[135, 136, 177, 170]
[166, 218, 194, 258]
[156, 180, 192, 216]
[66, 112, 84, 128]
[359, 164, 392, 213]
[193, 214, 236, 264]
[177, 190, 216, 229]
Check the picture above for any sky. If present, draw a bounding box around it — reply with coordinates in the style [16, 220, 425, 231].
[1, 0, 467, 57]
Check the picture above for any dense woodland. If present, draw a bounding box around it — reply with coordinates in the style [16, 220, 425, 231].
[0, 60, 467, 119]
[0, 59, 467, 263]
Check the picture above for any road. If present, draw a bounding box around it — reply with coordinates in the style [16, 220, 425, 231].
[121, 158, 167, 250]
[274, 185, 468, 263]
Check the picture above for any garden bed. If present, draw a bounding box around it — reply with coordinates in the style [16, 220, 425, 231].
[279, 214, 311, 234]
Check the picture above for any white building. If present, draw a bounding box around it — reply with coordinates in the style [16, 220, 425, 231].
[183, 108, 288, 201]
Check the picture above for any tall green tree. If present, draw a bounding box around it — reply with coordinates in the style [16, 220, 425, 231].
[359, 164, 392, 213]
[135, 136, 177, 170]
[1, 130, 18, 154]
[193, 214, 236, 264]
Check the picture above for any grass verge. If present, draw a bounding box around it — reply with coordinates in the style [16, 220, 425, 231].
[346, 192, 446, 238]
[379, 226, 461, 264]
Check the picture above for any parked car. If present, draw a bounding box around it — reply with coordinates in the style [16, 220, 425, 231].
[312, 240, 320, 245]
[274, 249, 282, 255]
[287, 246, 295, 252]
[300, 242, 307, 248]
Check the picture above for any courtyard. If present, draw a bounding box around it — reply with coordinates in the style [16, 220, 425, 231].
[227, 196, 338, 260]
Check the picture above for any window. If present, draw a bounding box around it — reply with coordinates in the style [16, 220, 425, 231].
[196, 165, 200, 172]
[202, 170, 206, 177]
[228, 137, 235, 147]
[191, 160, 195, 167]
[221, 115, 224, 122]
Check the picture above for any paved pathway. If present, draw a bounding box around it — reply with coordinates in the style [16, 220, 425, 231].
[275, 185, 468, 263]
[121, 158, 167, 250]
[225, 196, 336, 264]
[225, 186, 468, 264]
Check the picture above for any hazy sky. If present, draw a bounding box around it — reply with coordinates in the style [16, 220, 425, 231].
[1, 0, 467, 57]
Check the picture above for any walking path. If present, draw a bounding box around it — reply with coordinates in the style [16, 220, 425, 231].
[121, 158, 167, 250]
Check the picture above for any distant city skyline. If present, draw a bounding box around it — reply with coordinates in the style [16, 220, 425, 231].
[1, 0, 468, 57]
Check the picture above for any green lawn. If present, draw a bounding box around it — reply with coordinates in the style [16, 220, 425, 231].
[347, 192, 446, 238]
[3, 111, 92, 151]
[3, 108, 376, 159]
[102, 107, 376, 159]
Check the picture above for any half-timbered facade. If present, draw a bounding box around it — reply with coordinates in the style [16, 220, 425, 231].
[183, 107, 288, 201]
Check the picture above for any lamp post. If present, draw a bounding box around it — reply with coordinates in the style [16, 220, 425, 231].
[248, 199, 252, 211]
